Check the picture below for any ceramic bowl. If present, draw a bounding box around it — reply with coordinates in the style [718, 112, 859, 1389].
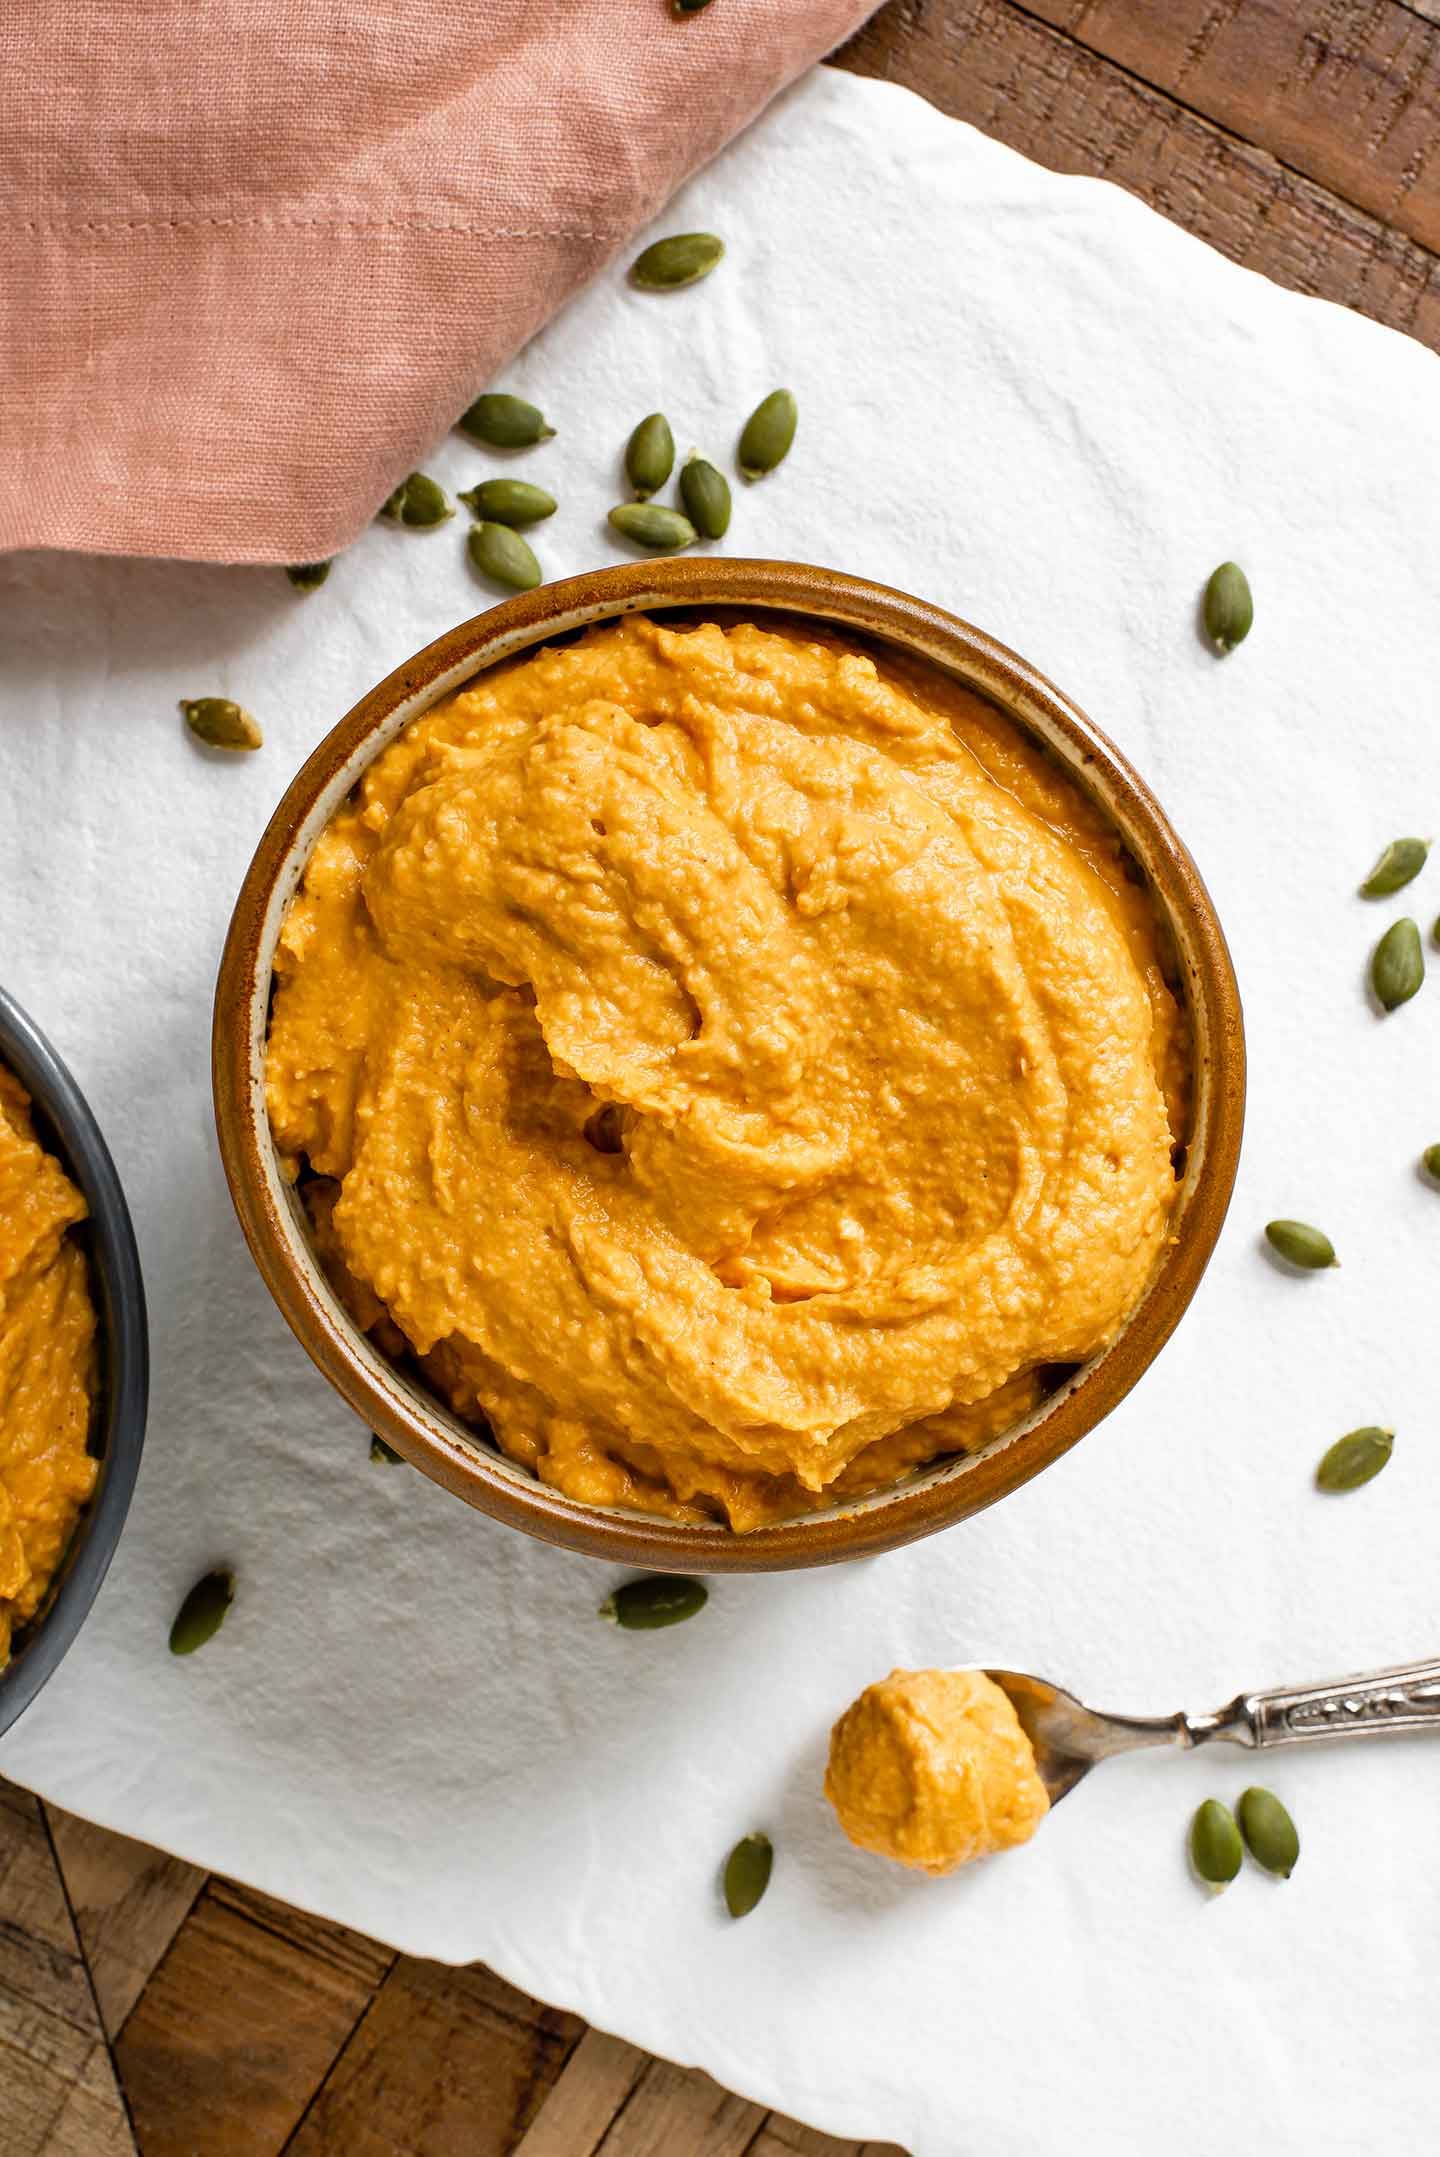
[213, 560, 1244, 1571]
[0, 987, 148, 1734]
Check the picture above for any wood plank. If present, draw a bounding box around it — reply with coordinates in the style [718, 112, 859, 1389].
[46, 1806, 204, 2039]
[756, 2116, 895, 2156]
[836, 1, 1440, 353]
[27, 2043, 136, 2157]
[590, 2057, 766, 2157]
[756, 2113, 908, 2157]
[0, 1782, 97, 2034]
[285, 1954, 583, 2156]
[0, 1780, 135, 2157]
[510, 2027, 648, 2157]
[112, 1877, 393, 2157]
[1020, 0, 1440, 250]
[749, 2128, 859, 2156]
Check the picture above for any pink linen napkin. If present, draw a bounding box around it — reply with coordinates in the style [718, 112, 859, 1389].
[0, 0, 872, 564]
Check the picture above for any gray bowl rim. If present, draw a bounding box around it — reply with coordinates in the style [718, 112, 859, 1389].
[0, 985, 149, 1738]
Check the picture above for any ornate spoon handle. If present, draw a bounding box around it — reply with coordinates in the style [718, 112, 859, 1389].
[1184, 1657, 1440, 1748]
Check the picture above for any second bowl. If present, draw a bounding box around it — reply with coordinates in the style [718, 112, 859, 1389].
[213, 559, 1244, 1571]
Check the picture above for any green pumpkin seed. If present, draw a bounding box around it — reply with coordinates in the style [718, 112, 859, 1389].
[1371, 917, 1424, 1010]
[629, 232, 725, 290]
[457, 393, 555, 448]
[380, 472, 454, 527]
[673, 0, 716, 14]
[608, 503, 696, 552]
[1236, 1787, 1299, 1878]
[1189, 1798, 1242, 1889]
[169, 1569, 235, 1655]
[1316, 1426, 1393, 1493]
[625, 412, 676, 498]
[369, 1433, 403, 1464]
[722, 1832, 773, 1918]
[468, 521, 542, 591]
[1422, 1143, 1440, 1182]
[599, 1574, 708, 1629]
[457, 480, 556, 527]
[285, 560, 331, 592]
[181, 698, 262, 752]
[1202, 561, 1253, 653]
[680, 455, 732, 539]
[738, 389, 797, 480]
[1264, 1219, 1337, 1271]
[1359, 837, 1429, 898]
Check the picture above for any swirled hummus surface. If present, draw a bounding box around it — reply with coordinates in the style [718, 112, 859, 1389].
[826, 1668, 1050, 1873]
[266, 615, 1186, 1529]
[0, 1066, 98, 1665]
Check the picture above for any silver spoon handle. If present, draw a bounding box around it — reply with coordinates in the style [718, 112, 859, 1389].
[1188, 1656, 1440, 1749]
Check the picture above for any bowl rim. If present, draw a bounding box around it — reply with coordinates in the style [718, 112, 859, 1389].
[0, 985, 149, 1734]
[212, 557, 1245, 1571]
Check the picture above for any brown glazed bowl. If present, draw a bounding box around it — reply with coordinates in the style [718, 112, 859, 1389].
[214, 560, 1244, 1572]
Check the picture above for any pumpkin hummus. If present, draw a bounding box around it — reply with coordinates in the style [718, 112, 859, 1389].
[266, 614, 1186, 1530]
[826, 1668, 1050, 1874]
[0, 1065, 98, 1666]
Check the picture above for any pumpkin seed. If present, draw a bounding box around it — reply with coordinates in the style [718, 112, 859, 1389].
[457, 393, 555, 448]
[285, 560, 331, 592]
[738, 389, 797, 480]
[468, 521, 542, 591]
[673, 0, 716, 14]
[181, 698, 262, 752]
[369, 1433, 403, 1464]
[680, 455, 732, 539]
[608, 503, 696, 551]
[1316, 1426, 1393, 1493]
[629, 232, 724, 290]
[1359, 837, 1429, 898]
[625, 412, 675, 498]
[599, 1574, 708, 1629]
[1236, 1787, 1299, 1878]
[457, 480, 556, 526]
[380, 472, 453, 527]
[1371, 917, 1424, 1010]
[169, 1569, 235, 1655]
[1264, 1219, 1337, 1271]
[1202, 561, 1253, 653]
[1189, 1798, 1242, 1889]
[1422, 1143, 1440, 1182]
[722, 1832, 773, 1919]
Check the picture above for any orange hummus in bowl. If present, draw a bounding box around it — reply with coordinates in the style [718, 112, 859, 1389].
[263, 607, 1189, 1534]
[0, 1063, 99, 1666]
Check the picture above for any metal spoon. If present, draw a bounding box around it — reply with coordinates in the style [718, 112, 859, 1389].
[987, 1655, 1440, 1805]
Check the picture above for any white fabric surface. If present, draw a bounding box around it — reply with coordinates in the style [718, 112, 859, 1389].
[3, 67, 1438, 2156]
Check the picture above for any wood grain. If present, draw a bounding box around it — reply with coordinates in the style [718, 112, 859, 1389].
[46, 1810, 204, 2039]
[1022, 0, 1440, 250]
[285, 1954, 582, 2157]
[111, 1878, 393, 2157]
[0, 1783, 134, 2157]
[509, 2029, 649, 2157]
[837, 0, 1440, 352]
[758, 2115, 908, 2157]
[588, 2058, 766, 2157]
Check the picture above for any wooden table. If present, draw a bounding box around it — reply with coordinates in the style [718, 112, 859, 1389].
[4, 5, 1437, 2150]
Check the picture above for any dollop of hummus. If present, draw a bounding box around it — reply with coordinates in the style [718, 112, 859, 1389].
[266, 615, 1185, 1528]
[0, 1065, 98, 1666]
[825, 1667, 1050, 1873]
